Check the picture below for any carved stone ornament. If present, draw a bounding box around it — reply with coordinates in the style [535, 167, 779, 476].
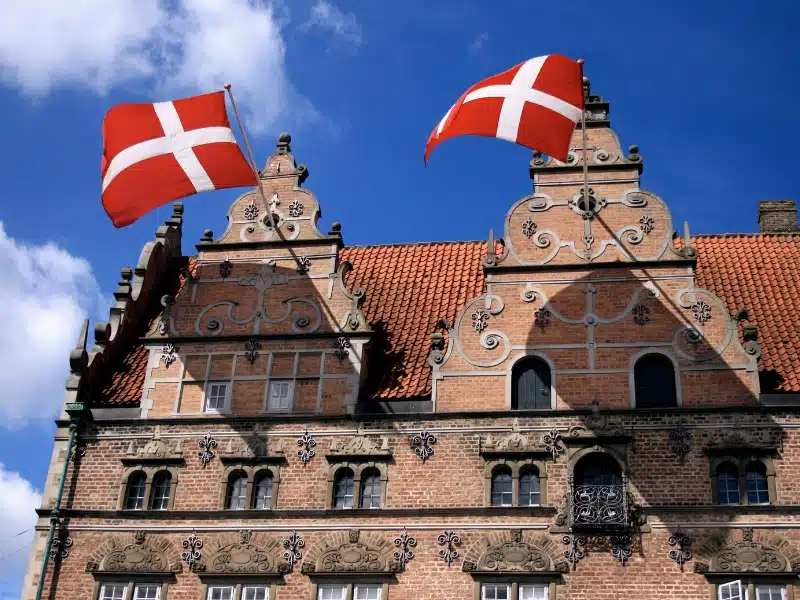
[410, 429, 437, 463]
[328, 435, 391, 457]
[160, 343, 178, 368]
[198, 432, 217, 466]
[244, 201, 259, 221]
[244, 338, 261, 364]
[126, 427, 183, 462]
[522, 218, 537, 238]
[207, 531, 286, 574]
[471, 308, 490, 333]
[220, 428, 278, 460]
[709, 532, 789, 573]
[481, 431, 545, 457]
[638, 215, 654, 234]
[89, 532, 181, 573]
[464, 530, 553, 573]
[288, 199, 304, 217]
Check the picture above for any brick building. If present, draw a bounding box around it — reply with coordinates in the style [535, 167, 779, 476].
[22, 79, 800, 600]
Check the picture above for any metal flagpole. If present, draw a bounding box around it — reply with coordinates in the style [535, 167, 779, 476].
[576, 59, 590, 210]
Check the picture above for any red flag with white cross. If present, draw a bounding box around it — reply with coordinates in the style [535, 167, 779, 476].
[101, 91, 256, 228]
[425, 55, 584, 163]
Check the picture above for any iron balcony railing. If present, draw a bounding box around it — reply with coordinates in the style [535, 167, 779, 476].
[568, 476, 630, 530]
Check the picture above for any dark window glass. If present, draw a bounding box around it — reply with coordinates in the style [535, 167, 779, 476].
[491, 467, 513, 506]
[511, 357, 551, 410]
[333, 468, 355, 509]
[717, 463, 740, 505]
[149, 472, 171, 511]
[125, 472, 147, 510]
[519, 467, 541, 506]
[634, 354, 677, 408]
[575, 454, 622, 486]
[746, 462, 769, 504]
[359, 468, 381, 509]
[252, 472, 273, 509]
[226, 471, 248, 510]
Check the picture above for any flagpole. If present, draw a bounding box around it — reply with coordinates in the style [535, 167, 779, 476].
[576, 59, 589, 211]
[224, 83, 275, 229]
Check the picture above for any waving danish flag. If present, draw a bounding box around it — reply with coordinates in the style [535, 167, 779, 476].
[425, 55, 584, 163]
[101, 91, 256, 227]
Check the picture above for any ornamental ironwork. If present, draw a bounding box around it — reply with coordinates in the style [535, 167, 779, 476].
[568, 476, 629, 530]
[632, 304, 650, 326]
[296, 430, 317, 463]
[393, 527, 417, 570]
[244, 201, 259, 220]
[691, 300, 712, 325]
[522, 218, 537, 238]
[182, 530, 203, 570]
[288, 200, 304, 217]
[160, 343, 178, 368]
[562, 535, 585, 570]
[49, 528, 73, 562]
[437, 530, 460, 567]
[638, 215, 654, 234]
[611, 535, 633, 564]
[541, 429, 564, 460]
[219, 260, 233, 279]
[283, 531, 304, 571]
[534, 308, 551, 331]
[296, 256, 311, 274]
[410, 429, 437, 463]
[668, 423, 692, 460]
[244, 338, 261, 364]
[333, 337, 350, 361]
[471, 308, 489, 333]
[198, 433, 217, 466]
[669, 530, 692, 568]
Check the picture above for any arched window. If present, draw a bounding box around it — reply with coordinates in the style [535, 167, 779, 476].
[574, 454, 622, 486]
[359, 468, 382, 509]
[491, 466, 513, 506]
[511, 357, 552, 410]
[716, 462, 740, 505]
[746, 462, 769, 505]
[124, 472, 147, 510]
[149, 471, 171, 511]
[252, 471, 273, 509]
[333, 468, 355, 509]
[226, 471, 248, 510]
[634, 354, 677, 408]
[519, 466, 541, 507]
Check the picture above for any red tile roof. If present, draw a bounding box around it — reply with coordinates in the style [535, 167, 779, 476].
[91, 235, 800, 407]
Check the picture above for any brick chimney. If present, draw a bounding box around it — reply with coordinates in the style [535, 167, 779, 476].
[758, 200, 798, 233]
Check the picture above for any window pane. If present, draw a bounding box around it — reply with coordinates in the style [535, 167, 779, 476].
[746, 463, 770, 504]
[269, 381, 292, 410]
[243, 586, 268, 600]
[520, 585, 548, 600]
[360, 470, 381, 508]
[125, 472, 146, 510]
[318, 585, 347, 600]
[333, 469, 355, 508]
[491, 469, 513, 506]
[634, 354, 677, 408]
[719, 581, 744, 600]
[133, 585, 160, 600]
[207, 382, 228, 411]
[100, 584, 127, 600]
[208, 587, 235, 600]
[717, 464, 741, 505]
[226, 473, 248, 509]
[253, 473, 273, 509]
[354, 585, 382, 600]
[519, 469, 541, 506]
[755, 585, 785, 600]
[150, 472, 171, 510]
[482, 584, 510, 600]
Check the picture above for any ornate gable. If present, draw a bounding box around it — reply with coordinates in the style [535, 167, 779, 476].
[86, 531, 181, 573]
[462, 530, 567, 574]
[301, 530, 399, 574]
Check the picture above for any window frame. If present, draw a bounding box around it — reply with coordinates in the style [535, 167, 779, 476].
[93, 581, 168, 600]
[124, 471, 147, 511]
[204, 380, 232, 413]
[218, 465, 282, 510]
[267, 379, 295, 412]
[628, 349, 682, 408]
[473, 579, 555, 600]
[119, 467, 179, 512]
[202, 582, 276, 600]
[483, 460, 547, 508]
[313, 582, 388, 600]
[326, 462, 389, 510]
[710, 456, 777, 506]
[715, 579, 792, 600]
[509, 354, 555, 411]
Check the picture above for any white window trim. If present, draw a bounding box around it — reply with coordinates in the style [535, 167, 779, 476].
[100, 583, 129, 600]
[203, 380, 232, 413]
[267, 379, 295, 412]
[207, 585, 235, 600]
[133, 584, 162, 600]
[482, 583, 511, 600]
[480, 583, 549, 600]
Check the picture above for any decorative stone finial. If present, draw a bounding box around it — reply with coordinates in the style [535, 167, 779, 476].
[329, 222, 342, 237]
[201, 229, 214, 242]
[277, 132, 291, 154]
[173, 202, 184, 216]
[120, 267, 133, 282]
[628, 144, 641, 162]
[582, 76, 591, 97]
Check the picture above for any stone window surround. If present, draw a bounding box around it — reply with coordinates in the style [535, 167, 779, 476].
[472, 577, 558, 600]
[118, 466, 179, 511]
[91, 577, 173, 600]
[200, 581, 277, 600]
[708, 577, 796, 600]
[628, 348, 683, 408]
[709, 456, 777, 505]
[483, 459, 548, 507]
[310, 580, 389, 600]
[505, 353, 557, 411]
[326, 462, 388, 510]
[219, 464, 282, 510]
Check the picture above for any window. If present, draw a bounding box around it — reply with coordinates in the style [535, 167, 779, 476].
[252, 472, 273, 509]
[318, 585, 382, 600]
[633, 354, 678, 408]
[150, 472, 171, 511]
[483, 584, 509, 600]
[491, 466, 513, 506]
[242, 586, 269, 600]
[101, 584, 128, 600]
[575, 454, 622, 486]
[318, 586, 346, 600]
[100, 584, 161, 600]
[354, 586, 382, 600]
[205, 382, 229, 412]
[124, 472, 147, 510]
[226, 471, 248, 510]
[719, 581, 744, 600]
[268, 380, 293, 411]
[717, 463, 741, 505]
[755, 585, 786, 600]
[359, 468, 382, 509]
[333, 468, 355, 509]
[519, 467, 541, 507]
[519, 587, 548, 600]
[717, 581, 787, 600]
[207, 586, 234, 600]
[481, 584, 548, 600]
[511, 357, 551, 410]
[133, 585, 161, 600]
[746, 462, 770, 505]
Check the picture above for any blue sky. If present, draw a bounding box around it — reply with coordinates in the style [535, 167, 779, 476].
[0, 0, 797, 595]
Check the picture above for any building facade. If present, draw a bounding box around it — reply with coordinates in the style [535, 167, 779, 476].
[23, 80, 800, 600]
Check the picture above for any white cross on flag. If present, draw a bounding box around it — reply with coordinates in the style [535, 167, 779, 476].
[101, 91, 256, 227]
[425, 55, 584, 163]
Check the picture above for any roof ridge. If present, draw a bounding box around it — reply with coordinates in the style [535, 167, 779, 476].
[343, 239, 487, 250]
[691, 232, 800, 239]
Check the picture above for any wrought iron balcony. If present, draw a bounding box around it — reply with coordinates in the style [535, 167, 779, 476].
[568, 476, 630, 531]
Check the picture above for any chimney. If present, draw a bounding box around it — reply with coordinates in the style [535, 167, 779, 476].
[758, 200, 798, 233]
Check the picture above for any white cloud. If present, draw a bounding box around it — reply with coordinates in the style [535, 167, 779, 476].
[0, 223, 103, 427]
[301, 1, 363, 45]
[470, 32, 490, 53]
[0, 0, 317, 134]
[0, 464, 41, 581]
